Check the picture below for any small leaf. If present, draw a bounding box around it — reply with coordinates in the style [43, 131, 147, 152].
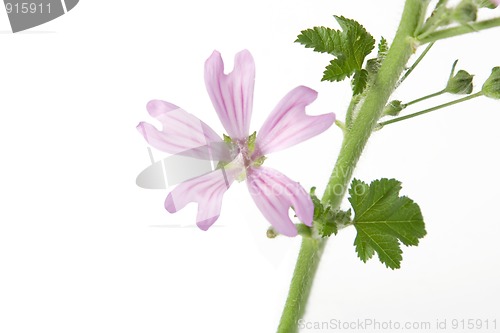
[311, 187, 352, 238]
[377, 37, 389, 57]
[311, 188, 338, 237]
[349, 178, 426, 269]
[352, 69, 369, 95]
[297, 16, 375, 84]
[367, 37, 388, 75]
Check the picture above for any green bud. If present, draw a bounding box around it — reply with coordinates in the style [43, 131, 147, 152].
[266, 227, 278, 238]
[453, 0, 478, 24]
[383, 100, 405, 117]
[482, 67, 500, 99]
[445, 70, 474, 94]
[474, 0, 497, 9]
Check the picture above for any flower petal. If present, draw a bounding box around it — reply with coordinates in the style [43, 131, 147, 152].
[255, 86, 335, 155]
[137, 100, 230, 161]
[204, 50, 255, 140]
[164, 167, 237, 231]
[246, 167, 313, 237]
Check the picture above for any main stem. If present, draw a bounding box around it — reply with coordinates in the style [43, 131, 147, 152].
[276, 1, 427, 332]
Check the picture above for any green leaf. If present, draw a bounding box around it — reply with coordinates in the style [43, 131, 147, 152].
[323, 57, 351, 82]
[334, 16, 375, 69]
[296, 16, 375, 84]
[311, 187, 352, 238]
[377, 37, 389, 56]
[310, 188, 337, 237]
[295, 27, 343, 55]
[351, 69, 369, 95]
[348, 178, 426, 269]
[367, 37, 388, 75]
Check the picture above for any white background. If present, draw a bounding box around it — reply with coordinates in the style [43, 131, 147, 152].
[0, 1, 499, 332]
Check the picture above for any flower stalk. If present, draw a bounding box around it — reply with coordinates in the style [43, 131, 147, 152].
[378, 92, 483, 127]
[418, 17, 500, 44]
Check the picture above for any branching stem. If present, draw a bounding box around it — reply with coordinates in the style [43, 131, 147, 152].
[378, 92, 483, 127]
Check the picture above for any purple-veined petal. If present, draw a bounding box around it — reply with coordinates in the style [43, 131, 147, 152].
[137, 100, 230, 161]
[164, 166, 239, 231]
[255, 86, 335, 155]
[204, 50, 255, 141]
[246, 167, 313, 237]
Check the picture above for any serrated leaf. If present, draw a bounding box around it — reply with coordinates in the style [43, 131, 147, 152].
[311, 188, 353, 238]
[348, 178, 426, 269]
[352, 69, 369, 95]
[316, 209, 338, 238]
[310, 187, 324, 221]
[377, 37, 389, 56]
[334, 16, 375, 71]
[297, 16, 375, 84]
[367, 37, 388, 75]
[322, 57, 350, 82]
[311, 188, 338, 237]
[295, 27, 343, 55]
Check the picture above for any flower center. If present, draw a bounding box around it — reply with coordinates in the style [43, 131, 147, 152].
[220, 132, 267, 182]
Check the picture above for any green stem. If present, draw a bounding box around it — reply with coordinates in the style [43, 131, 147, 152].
[322, 0, 427, 206]
[335, 119, 347, 135]
[276, 238, 324, 333]
[418, 17, 500, 44]
[345, 93, 362, 129]
[404, 89, 446, 107]
[416, 1, 449, 40]
[398, 42, 435, 86]
[378, 92, 483, 127]
[276, 1, 428, 332]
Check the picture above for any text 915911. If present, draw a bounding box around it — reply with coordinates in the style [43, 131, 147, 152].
[5, 2, 51, 14]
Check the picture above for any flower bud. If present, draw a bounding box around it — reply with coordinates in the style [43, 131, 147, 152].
[453, 1, 478, 23]
[482, 67, 500, 99]
[445, 70, 474, 94]
[474, 0, 498, 9]
[267, 227, 278, 238]
[383, 100, 404, 117]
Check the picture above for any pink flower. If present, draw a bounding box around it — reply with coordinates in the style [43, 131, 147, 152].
[137, 50, 334, 236]
[491, 0, 500, 6]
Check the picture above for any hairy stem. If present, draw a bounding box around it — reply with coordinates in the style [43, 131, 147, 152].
[276, 1, 428, 332]
[276, 238, 324, 333]
[322, 0, 427, 206]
